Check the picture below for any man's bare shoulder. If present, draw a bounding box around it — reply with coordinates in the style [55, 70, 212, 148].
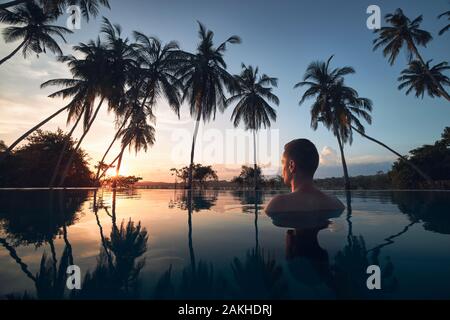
[265, 194, 289, 214]
[265, 190, 345, 214]
[319, 192, 345, 210]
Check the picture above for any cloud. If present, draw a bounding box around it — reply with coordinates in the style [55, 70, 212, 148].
[320, 146, 340, 166]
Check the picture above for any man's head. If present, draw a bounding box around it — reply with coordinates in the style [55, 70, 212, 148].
[282, 139, 319, 185]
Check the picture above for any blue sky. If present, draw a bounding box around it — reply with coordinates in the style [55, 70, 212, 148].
[0, 0, 449, 181]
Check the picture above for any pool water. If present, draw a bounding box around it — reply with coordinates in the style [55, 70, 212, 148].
[0, 189, 449, 300]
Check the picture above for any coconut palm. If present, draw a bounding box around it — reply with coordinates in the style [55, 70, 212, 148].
[398, 60, 450, 98]
[0, 0, 110, 20]
[0, 0, 72, 65]
[0, 39, 106, 164]
[373, 8, 450, 101]
[115, 108, 155, 180]
[296, 56, 432, 189]
[55, 18, 135, 186]
[177, 22, 241, 189]
[294, 56, 357, 189]
[227, 64, 279, 190]
[40, 39, 110, 187]
[95, 32, 181, 180]
[438, 10, 450, 35]
[325, 81, 373, 190]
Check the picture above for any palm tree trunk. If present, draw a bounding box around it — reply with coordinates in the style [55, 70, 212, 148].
[97, 152, 121, 182]
[95, 82, 145, 181]
[188, 112, 202, 190]
[58, 98, 104, 187]
[336, 131, 351, 190]
[49, 111, 84, 187]
[253, 129, 258, 191]
[351, 125, 433, 184]
[0, 39, 26, 65]
[95, 116, 129, 181]
[112, 147, 125, 189]
[0, 104, 70, 163]
[409, 41, 450, 102]
[0, 0, 29, 10]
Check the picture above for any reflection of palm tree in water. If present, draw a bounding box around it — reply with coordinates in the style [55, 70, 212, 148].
[230, 191, 288, 299]
[0, 237, 36, 283]
[1, 236, 74, 300]
[334, 192, 398, 298]
[232, 190, 264, 249]
[2, 190, 76, 299]
[187, 190, 196, 272]
[345, 190, 353, 243]
[156, 190, 287, 299]
[77, 189, 149, 299]
[278, 192, 398, 299]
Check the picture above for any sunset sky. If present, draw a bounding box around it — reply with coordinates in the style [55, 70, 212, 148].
[1, 0, 449, 182]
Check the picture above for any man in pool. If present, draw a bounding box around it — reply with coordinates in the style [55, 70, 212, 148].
[265, 139, 345, 214]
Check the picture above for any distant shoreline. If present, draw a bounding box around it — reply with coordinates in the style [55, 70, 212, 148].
[0, 187, 449, 192]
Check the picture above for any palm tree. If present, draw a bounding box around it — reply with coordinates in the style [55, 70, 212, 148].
[41, 38, 110, 186]
[0, 39, 102, 164]
[0, 0, 110, 20]
[398, 60, 450, 98]
[95, 32, 181, 180]
[0, 1, 72, 65]
[294, 56, 358, 190]
[56, 18, 134, 186]
[177, 22, 241, 189]
[113, 108, 156, 185]
[227, 64, 279, 190]
[296, 56, 433, 188]
[438, 10, 450, 35]
[373, 8, 450, 101]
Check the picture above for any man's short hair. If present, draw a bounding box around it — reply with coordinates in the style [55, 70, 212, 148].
[284, 139, 319, 178]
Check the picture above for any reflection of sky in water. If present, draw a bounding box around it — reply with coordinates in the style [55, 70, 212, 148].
[0, 189, 450, 299]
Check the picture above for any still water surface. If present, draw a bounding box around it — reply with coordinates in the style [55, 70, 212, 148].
[0, 189, 449, 299]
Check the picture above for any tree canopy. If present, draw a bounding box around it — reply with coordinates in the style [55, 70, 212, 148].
[0, 129, 95, 187]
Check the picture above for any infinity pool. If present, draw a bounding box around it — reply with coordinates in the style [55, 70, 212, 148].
[0, 189, 449, 299]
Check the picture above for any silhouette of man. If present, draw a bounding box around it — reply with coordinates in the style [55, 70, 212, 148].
[266, 139, 344, 214]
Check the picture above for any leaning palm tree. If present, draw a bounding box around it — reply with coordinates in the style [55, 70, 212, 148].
[177, 22, 241, 189]
[296, 57, 431, 189]
[324, 81, 374, 190]
[115, 108, 156, 180]
[99, 108, 155, 186]
[373, 8, 450, 101]
[40, 38, 111, 187]
[0, 0, 72, 65]
[0, 0, 110, 19]
[438, 10, 450, 35]
[227, 64, 279, 190]
[55, 19, 135, 186]
[398, 60, 450, 98]
[0, 39, 104, 164]
[95, 32, 181, 180]
[295, 56, 357, 189]
[0, 1, 72, 65]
